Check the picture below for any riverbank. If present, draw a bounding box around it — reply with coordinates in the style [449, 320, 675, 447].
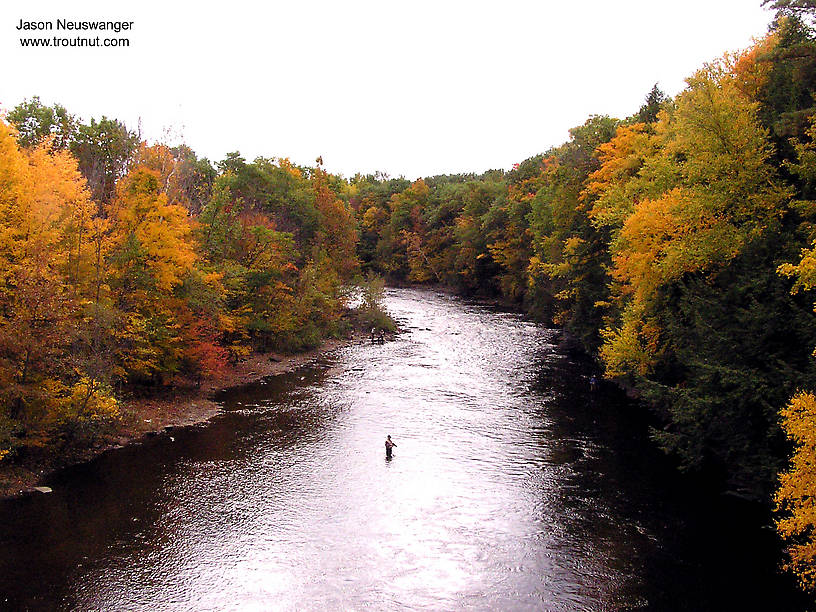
[0, 330, 383, 500]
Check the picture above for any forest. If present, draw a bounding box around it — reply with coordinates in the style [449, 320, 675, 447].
[3, 0, 816, 595]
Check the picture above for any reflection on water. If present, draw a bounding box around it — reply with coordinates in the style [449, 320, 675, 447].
[0, 288, 807, 610]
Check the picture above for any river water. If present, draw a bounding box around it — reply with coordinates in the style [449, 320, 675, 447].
[0, 288, 807, 610]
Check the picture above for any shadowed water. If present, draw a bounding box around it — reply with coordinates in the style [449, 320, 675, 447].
[0, 288, 807, 610]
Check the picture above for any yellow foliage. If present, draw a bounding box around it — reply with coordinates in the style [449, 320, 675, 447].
[599, 307, 661, 377]
[112, 167, 197, 292]
[596, 56, 788, 381]
[614, 188, 748, 306]
[277, 157, 302, 179]
[408, 179, 430, 199]
[0, 120, 36, 287]
[585, 123, 660, 231]
[27, 140, 97, 286]
[527, 255, 547, 286]
[57, 377, 119, 423]
[0, 124, 95, 278]
[404, 230, 437, 283]
[362, 206, 383, 230]
[779, 246, 816, 298]
[775, 392, 816, 592]
[311, 168, 358, 280]
[778, 117, 816, 297]
[227, 342, 252, 362]
[114, 312, 172, 382]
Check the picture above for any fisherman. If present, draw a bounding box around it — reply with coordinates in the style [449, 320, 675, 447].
[370, 327, 377, 344]
[385, 435, 397, 458]
[590, 374, 598, 392]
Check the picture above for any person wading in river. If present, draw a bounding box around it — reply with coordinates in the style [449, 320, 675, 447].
[385, 435, 397, 458]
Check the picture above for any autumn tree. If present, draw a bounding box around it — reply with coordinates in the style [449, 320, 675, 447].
[107, 167, 207, 384]
[7, 96, 77, 150]
[311, 166, 358, 280]
[526, 115, 618, 346]
[71, 117, 140, 204]
[0, 119, 118, 453]
[133, 143, 216, 215]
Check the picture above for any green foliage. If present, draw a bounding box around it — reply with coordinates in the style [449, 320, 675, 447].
[647, 241, 816, 494]
[754, 14, 816, 146]
[7, 96, 77, 150]
[526, 115, 619, 346]
[70, 117, 140, 203]
[764, 0, 816, 22]
[634, 84, 668, 125]
[354, 273, 396, 332]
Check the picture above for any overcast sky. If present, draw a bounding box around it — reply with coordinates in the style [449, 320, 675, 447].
[2, 1, 775, 179]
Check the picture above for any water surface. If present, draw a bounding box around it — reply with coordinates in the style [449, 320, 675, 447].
[0, 288, 806, 610]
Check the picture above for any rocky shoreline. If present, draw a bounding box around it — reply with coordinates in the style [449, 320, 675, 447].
[0, 333, 373, 500]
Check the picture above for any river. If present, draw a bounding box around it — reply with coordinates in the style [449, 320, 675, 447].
[0, 288, 807, 610]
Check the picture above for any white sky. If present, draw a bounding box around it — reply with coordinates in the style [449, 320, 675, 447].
[2, 1, 775, 180]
